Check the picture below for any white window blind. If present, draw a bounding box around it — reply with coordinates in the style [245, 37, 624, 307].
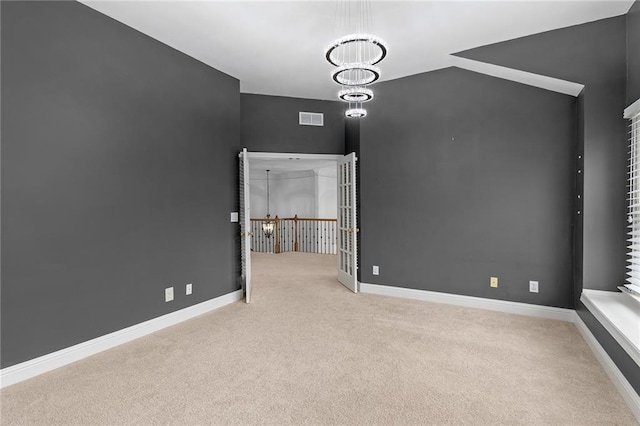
[627, 110, 640, 290]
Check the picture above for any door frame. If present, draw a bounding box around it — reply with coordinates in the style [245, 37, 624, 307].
[241, 151, 353, 293]
[337, 152, 358, 293]
[247, 152, 343, 162]
[239, 149, 252, 303]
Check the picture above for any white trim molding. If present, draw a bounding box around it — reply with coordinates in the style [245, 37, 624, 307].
[0, 290, 242, 389]
[573, 313, 640, 422]
[360, 283, 574, 322]
[581, 290, 640, 368]
[449, 56, 584, 97]
[246, 152, 342, 162]
[624, 98, 640, 119]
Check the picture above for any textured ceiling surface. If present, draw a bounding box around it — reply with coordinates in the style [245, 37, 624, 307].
[82, 1, 634, 100]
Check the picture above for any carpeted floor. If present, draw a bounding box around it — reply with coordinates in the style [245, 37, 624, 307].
[1, 252, 637, 425]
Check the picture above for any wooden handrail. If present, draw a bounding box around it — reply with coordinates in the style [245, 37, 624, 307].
[251, 217, 336, 222]
[249, 215, 337, 255]
[284, 217, 337, 222]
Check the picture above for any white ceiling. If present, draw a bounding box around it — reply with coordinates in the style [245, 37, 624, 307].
[82, 1, 634, 100]
[249, 157, 338, 178]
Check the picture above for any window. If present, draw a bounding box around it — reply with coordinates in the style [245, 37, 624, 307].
[626, 100, 640, 296]
[578, 100, 640, 369]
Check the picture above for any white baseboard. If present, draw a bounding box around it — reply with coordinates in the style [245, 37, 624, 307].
[360, 283, 574, 322]
[573, 313, 640, 422]
[0, 290, 243, 389]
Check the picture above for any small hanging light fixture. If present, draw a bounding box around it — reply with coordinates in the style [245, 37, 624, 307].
[262, 170, 274, 238]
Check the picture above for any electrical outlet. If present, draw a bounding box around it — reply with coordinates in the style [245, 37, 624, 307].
[373, 265, 379, 275]
[490, 277, 498, 288]
[529, 280, 539, 293]
[165, 287, 174, 302]
[186, 283, 193, 295]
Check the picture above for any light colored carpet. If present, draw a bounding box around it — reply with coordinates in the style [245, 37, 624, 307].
[1, 252, 637, 425]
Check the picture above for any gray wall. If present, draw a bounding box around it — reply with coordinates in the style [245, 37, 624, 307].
[241, 94, 345, 154]
[574, 92, 585, 305]
[455, 16, 628, 293]
[1, 1, 241, 368]
[453, 14, 639, 395]
[360, 67, 575, 308]
[629, 1, 640, 105]
[345, 119, 360, 156]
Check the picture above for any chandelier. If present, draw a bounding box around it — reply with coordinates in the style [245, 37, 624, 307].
[325, 2, 387, 118]
[262, 170, 274, 238]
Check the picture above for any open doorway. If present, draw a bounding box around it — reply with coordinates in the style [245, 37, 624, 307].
[249, 153, 338, 255]
[239, 150, 358, 303]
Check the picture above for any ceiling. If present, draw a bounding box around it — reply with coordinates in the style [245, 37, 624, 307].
[249, 157, 338, 178]
[82, 1, 634, 100]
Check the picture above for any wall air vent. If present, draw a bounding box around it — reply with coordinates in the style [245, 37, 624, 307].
[299, 112, 324, 127]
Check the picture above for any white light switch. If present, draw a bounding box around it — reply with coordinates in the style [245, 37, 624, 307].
[186, 283, 192, 295]
[230, 212, 239, 223]
[529, 281, 539, 293]
[373, 265, 379, 275]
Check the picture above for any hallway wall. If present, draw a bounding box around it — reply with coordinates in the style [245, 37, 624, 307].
[249, 168, 337, 219]
[250, 171, 316, 219]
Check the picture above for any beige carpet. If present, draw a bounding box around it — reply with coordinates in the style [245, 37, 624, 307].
[1, 252, 637, 425]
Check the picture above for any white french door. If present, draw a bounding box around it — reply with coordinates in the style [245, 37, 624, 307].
[239, 148, 252, 303]
[337, 152, 358, 293]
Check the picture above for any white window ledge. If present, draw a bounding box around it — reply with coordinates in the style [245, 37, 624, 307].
[581, 289, 640, 368]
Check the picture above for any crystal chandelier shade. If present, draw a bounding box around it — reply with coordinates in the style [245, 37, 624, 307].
[339, 87, 373, 103]
[325, 2, 386, 118]
[325, 34, 387, 67]
[346, 108, 367, 118]
[331, 64, 380, 86]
